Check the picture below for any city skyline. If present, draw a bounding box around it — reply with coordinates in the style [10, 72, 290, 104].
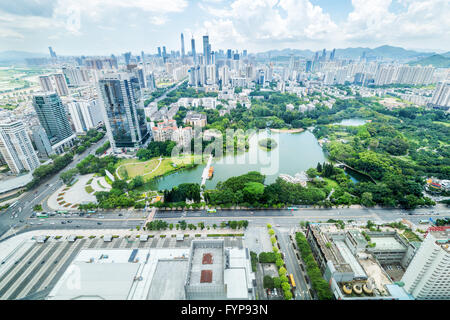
[0, 0, 449, 55]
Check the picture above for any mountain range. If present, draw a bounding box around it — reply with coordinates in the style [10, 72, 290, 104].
[408, 54, 450, 68]
[259, 45, 437, 61]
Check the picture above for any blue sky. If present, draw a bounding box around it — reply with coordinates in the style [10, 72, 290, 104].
[0, 0, 448, 56]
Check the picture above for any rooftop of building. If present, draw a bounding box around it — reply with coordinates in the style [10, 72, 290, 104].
[368, 235, 407, 251]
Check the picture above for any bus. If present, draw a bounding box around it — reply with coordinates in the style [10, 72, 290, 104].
[9, 201, 18, 208]
[287, 207, 299, 211]
[206, 209, 216, 213]
[87, 210, 97, 214]
[36, 212, 49, 218]
[57, 210, 68, 214]
[289, 274, 296, 289]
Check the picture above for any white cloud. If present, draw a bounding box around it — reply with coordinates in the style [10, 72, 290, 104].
[149, 16, 168, 26]
[198, 0, 338, 50]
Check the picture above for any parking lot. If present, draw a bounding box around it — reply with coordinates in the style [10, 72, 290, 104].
[0, 234, 243, 300]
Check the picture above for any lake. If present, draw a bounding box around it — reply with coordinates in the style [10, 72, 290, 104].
[149, 130, 327, 190]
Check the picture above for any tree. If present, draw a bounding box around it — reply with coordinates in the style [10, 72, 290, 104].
[284, 290, 293, 300]
[281, 282, 291, 292]
[306, 168, 319, 179]
[276, 258, 284, 268]
[271, 237, 277, 245]
[273, 277, 281, 288]
[263, 276, 274, 289]
[268, 229, 275, 236]
[361, 192, 375, 207]
[316, 162, 323, 173]
[278, 267, 287, 276]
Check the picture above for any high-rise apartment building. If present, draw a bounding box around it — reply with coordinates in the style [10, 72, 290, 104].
[401, 227, 450, 299]
[67, 99, 103, 134]
[39, 74, 69, 96]
[32, 92, 74, 146]
[97, 72, 150, 153]
[430, 81, 450, 108]
[0, 121, 40, 174]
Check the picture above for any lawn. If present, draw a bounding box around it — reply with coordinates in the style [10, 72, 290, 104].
[116, 155, 204, 182]
[116, 158, 160, 179]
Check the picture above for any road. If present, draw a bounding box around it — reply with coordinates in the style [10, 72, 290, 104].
[275, 228, 311, 300]
[5, 205, 446, 240]
[0, 136, 108, 238]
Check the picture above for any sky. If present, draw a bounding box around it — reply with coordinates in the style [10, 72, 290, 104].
[0, 0, 449, 56]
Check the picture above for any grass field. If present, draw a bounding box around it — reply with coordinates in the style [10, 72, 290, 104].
[116, 155, 204, 182]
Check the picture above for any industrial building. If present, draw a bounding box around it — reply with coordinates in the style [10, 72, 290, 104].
[306, 224, 413, 300]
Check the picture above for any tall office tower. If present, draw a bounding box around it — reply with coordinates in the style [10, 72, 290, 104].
[52, 73, 70, 96]
[32, 92, 74, 145]
[401, 227, 450, 299]
[67, 99, 103, 133]
[322, 49, 326, 60]
[48, 46, 57, 58]
[0, 121, 40, 174]
[146, 72, 156, 91]
[124, 52, 132, 65]
[203, 35, 210, 65]
[157, 47, 162, 57]
[141, 51, 145, 63]
[191, 37, 196, 64]
[96, 72, 150, 152]
[39, 75, 53, 92]
[32, 125, 53, 158]
[162, 46, 167, 57]
[233, 53, 240, 61]
[211, 51, 216, 65]
[306, 60, 313, 72]
[330, 48, 336, 61]
[243, 50, 247, 57]
[181, 33, 185, 58]
[227, 49, 232, 59]
[110, 55, 118, 69]
[314, 52, 319, 62]
[431, 81, 450, 108]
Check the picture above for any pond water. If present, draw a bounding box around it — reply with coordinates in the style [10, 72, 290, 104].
[149, 130, 328, 190]
[333, 118, 367, 126]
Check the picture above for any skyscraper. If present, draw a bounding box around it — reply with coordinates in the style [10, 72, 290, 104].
[401, 227, 450, 299]
[227, 49, 232, 59]
[157, 47, 162, 57]
[124, 52, 132, 65]
[67, 99, 103, 133]
[330, 48, 336, 61]
[181, 33, 185, 58]
[203, 35, 210, 65]
[97, 72, 150, 152]
[191, 37, 196, 65]
[52, 73, 69, 96]
[48, 46, 57, 58]
[39, 75, 53, 92]
[0, 121, 40, 174]
[32, 92, 74, 145]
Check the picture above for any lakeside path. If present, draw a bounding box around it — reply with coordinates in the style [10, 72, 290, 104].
[270, 128, 304, 133]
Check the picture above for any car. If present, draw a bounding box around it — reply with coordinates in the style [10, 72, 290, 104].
[118, 214, 123, 216]
[99, 216, 104, 219]
[37, 222, 43, 225]
[61, 221, 66, 224]
[67, 220, 72, 223]
[275, 224, 280, 227]
[97, 222, 102, 225]
[19, 220, 24, 223]
[50, 222, 55, 225]
[76, 225, 80, 228]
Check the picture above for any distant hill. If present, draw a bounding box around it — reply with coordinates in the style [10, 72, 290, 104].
[408, 54, 450, 68]
[0, 51, 47, 63]
[258, 45, 434, 61]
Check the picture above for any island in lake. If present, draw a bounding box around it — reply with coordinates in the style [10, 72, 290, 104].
[258, 138, 278, 150]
